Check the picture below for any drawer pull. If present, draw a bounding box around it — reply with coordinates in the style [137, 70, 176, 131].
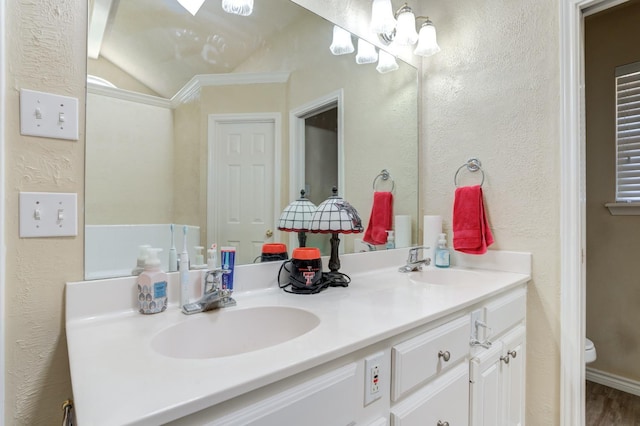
[438, 350, 451, 362]
[508, 350, 517, 359]
[500, 355, 510, 364]
[437, 421, 450, 426]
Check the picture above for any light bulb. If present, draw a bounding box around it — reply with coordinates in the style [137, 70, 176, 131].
[355, 38, 378, 64]
[370, 0, 396, 34]
[330, 26, 355, 55]
[394, 7, 418, 46]
[376, 50, 399, 73]
[414, 20, 441, 57]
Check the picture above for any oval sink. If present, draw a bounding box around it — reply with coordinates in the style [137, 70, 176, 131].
[151, 306, 320, 359]
[408, 267, 490, 285]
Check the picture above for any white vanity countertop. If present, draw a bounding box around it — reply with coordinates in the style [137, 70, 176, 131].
[66, 250, 531, 425]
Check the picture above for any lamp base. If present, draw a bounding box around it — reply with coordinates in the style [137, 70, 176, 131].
[324, 271, 350, 287]
[328, 233, 341, 272]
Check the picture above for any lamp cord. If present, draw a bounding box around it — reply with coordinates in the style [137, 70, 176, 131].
[277, 260, 350, 294]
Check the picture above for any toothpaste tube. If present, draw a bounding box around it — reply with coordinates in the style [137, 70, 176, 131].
[220, 247, 236, 291]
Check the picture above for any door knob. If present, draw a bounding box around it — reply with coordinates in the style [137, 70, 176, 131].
[266, 229, 273, 238]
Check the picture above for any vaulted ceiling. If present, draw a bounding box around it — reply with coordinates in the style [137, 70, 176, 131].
[88, 0, 306, 97]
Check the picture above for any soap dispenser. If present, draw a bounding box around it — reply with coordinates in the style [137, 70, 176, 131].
[137, 248, 168, 314]
[434, 233, 451, 268]
[386, 230, 395, 249]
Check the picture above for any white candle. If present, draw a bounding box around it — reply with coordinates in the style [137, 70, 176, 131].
[423, 215, 443, 263]
[395, 215, 412, 248]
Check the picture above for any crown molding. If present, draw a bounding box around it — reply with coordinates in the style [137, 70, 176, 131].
[171, 71, 291, 107]
[88, 71, 292, 109]
[87, 83, 171, 108]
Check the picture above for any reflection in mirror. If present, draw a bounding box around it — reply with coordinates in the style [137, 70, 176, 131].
[85, 0, 418, 279]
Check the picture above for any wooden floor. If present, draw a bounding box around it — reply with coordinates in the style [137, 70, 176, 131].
[586, 381, 640, 425]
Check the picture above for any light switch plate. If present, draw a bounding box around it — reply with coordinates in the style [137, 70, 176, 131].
[19, 192, 78, 238]
[20, 89, 79, 140]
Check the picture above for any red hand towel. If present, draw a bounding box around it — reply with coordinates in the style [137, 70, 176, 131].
[363, 191, 393, 245]
[453, 185, 494, 254]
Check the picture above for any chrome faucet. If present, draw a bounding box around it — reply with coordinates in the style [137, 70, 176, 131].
[182, 268, 236, 315]
[398, 246, 431, 273]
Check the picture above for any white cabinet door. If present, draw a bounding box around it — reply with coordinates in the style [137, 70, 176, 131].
[470, 326, 526, 426]
[501, 326, 526, 426]
[470, 343, 503, 426]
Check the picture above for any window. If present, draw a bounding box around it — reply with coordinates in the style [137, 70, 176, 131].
[615, 61, 640, 202]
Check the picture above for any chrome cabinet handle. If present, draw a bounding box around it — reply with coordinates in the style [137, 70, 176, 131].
[508, 350, 517, 359]
[438, 350, 451, 362]
[500, 355, 511, 364]
[437, 421, 450, 426]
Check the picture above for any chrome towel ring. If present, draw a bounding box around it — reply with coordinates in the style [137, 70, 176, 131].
[454, 158, 485, 187]
[373, 169, 395, 192]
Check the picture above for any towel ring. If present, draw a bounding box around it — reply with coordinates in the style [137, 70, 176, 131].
[373, 169, 395, 192]
[454, 158, 485, 187]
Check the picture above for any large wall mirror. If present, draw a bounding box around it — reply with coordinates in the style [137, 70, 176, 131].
[85, 0, 419, 279]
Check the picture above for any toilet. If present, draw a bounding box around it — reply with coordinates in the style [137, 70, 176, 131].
[585, 338, 597, 364]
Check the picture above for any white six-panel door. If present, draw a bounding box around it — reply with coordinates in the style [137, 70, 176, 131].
[208, 115, 278, 264]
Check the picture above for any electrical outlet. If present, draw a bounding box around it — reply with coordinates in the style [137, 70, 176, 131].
[364, 352, 384, 406]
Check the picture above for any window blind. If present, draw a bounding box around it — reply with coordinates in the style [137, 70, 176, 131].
[616, 61, 640, 201]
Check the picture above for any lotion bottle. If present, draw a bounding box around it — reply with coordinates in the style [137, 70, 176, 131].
[137, 248, 168, 314]
[434, 233, 451, 268]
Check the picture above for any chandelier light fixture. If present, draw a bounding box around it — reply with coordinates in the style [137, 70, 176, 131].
[371, 1, 441, 57]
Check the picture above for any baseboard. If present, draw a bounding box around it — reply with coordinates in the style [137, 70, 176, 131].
[586, 367, 640, 397]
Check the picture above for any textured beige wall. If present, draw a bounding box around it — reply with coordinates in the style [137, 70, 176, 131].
[419, 0, 561, 424]
[4, 0, 86, 424]
[585, 2, 640, 382]
[3, 0, 563, 424]
[85, 93, 175, 224]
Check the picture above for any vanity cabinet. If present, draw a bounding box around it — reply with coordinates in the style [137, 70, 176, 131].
[470, 288, 527, 426]
[389, 287, 526, 426]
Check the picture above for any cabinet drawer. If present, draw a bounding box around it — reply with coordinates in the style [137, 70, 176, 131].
[391, 362, 469, 426]
[392, 314, 470, 401]
[484, 288, 526, 340]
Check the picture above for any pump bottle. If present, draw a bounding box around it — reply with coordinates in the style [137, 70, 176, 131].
[434, 233, 451, 268]
[137, 248, 168, 314]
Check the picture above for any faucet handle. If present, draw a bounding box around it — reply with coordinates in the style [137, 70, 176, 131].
[204, 268, 230, 293]
[408, 246, 430, 263]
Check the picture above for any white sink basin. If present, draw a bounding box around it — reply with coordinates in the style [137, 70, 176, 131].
[151, 306, 320, 359]
[408, 267, 491, 285]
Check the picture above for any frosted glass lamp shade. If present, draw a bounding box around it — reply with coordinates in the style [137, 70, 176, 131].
[330, 26, 355, 55]
[370, 0, 396, 34]
[278, 191, 317, 232]
[414, 21, 441, 57]
[376, 50, 399, 74]
[221, 0, 254, 16]
[355, 39, 378, 64]
[177, 0, 206, 15]
[394, 8, 419, 46]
